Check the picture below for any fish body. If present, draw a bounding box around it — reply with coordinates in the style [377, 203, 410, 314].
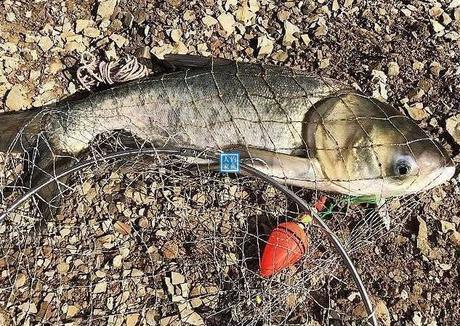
[0, 57, 455, 200]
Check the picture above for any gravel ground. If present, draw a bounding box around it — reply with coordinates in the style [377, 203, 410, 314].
[1, 0, 460, 325]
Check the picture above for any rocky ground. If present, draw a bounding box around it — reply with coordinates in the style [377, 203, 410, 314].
[0, 0, 460, 325]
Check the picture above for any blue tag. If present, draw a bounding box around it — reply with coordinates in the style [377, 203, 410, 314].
[220, 152, 240, 173]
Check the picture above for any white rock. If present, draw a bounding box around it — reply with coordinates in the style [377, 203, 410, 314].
[75, 19, 91, 33]
[38, 36, 54, 52]
[449, 0, 460, 8]
[387, 61, 400, 76]
[202, 15, 218, 27]
[282, 20, 300, 47]
[217, 13, 235, 36]
[5, 84, 31, 111]
[446, 115, 460, 144]
[6, 12, 16, 22]
[171, 272, 185, 285]
[257, 35, 274, 57]
[94, 281, 107, 294]
[97, 0, 117, 20]
[431, 19, 445, 33]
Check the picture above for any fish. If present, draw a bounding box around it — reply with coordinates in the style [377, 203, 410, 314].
[0, 55, 455, 209]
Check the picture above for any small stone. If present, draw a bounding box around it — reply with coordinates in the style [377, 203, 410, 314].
[162, 241, 179, 259]
[407, 103, 428, 121]
[179, 306, 204, 326]
[413, 60, 424, 70]
[257, 35, 274, 57]
[202, 15, 218, 27]
[442, 12, 453, 25]
[184, 10, 195, 21]
[75, 19, 91, 33]
[57, 262, 70, 274]
[431, 20, 445, 33]
[126, 313, 140, 326]
[5, 84, 31, 111]
[429, 6, 443, 18]
[417, 217, 431, 256]
[171, 272, 186, 285]
[97, 0, 117, 20]
[277, 10, 290, 22]
[83, 27, 101, 38]
[430, 61, 442, 77]
[6, 12, 16, 22]
[319, 58, 330, 69]
[332, 0, 339, 11]
[387, 61, 400, 76]
[449, 230, 460, 247]
[301, 34, 311, 46]
[38, 36, 54, 52]
[170, 29, 182, 43]
[110, 34, 127, 47]
[344, 0, 354, 8]
[271, 50, 288, 62]
[446, 115, 460, 144]
[235, 4, 254, 25]
[217, 13, 235, 36]
[167, 0, 182, 7]
[15, 273, 27, 288]
[94, 281, 107, 294]
[49, 58, 64, 74]
[113, 255, 123, 268]
[66, 305, 79, 318]
[449, 0, 460, 8]
[413, 311, 422, 326]
[114, 221, 132, 235]
[440, 220, 456, 233]
[283, 20, 299, 47]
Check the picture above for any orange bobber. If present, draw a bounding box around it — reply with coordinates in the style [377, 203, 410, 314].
[259, 221, 308, 278]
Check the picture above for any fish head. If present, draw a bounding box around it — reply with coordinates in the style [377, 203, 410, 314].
[308, 94, 455, 198]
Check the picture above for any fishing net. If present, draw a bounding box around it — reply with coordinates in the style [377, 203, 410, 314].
[0, 56, 430, 325]
[0, 141, 420, 326]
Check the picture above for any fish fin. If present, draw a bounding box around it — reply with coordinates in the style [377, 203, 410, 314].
[27, 137, 77, 219]
[162, 54, 233, 69]
[0, 109, 42, 153]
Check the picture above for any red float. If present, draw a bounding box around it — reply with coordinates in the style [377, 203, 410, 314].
[259, 221, 308, 278]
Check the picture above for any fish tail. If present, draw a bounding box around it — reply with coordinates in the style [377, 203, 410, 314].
[0, 109, 42, 153]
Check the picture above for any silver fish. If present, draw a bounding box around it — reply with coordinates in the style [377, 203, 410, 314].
[0, 56, 455, 203]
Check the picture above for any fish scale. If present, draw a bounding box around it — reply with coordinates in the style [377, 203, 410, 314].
[0, 56, 454, 204]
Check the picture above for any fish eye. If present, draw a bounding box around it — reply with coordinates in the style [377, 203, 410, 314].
[393, 156, 414, 177]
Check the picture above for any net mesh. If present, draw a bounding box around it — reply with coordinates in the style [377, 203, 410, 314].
[0, 142, 420, 325]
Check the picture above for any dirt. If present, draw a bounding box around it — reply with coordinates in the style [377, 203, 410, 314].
[0, 0, 459, 325]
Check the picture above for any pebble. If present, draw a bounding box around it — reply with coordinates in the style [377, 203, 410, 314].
[83, 27, 101, 38]
[407, 103, 428, 121]
[387, 61, 400, 76]
[66, 305, 79, 318]
[110, 34, 127, 47]
[417, 217, 431, 256]
[217, 13, 236, 36]
[431, 20, 445, 33]
[449, 231, 460, 247]
[6, 12, 16, 22]
[97, 0, 117, 20]
[283, 20, 299, 47]
[446, 115, 460, 144]
[5, 84, 31, 111]
[38, 36, 54, 52]
[235, 4, 254, 25]
[413, 311, 423, 326]
[257, 35, 274, 57]
[126, 313, 140, 326]
[94, 281, 107, 294]
[75, 19, 91, 33]
[202, 15, 218, 27]
[170, 272, 185, 285]
[430, 61, 442, 77]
